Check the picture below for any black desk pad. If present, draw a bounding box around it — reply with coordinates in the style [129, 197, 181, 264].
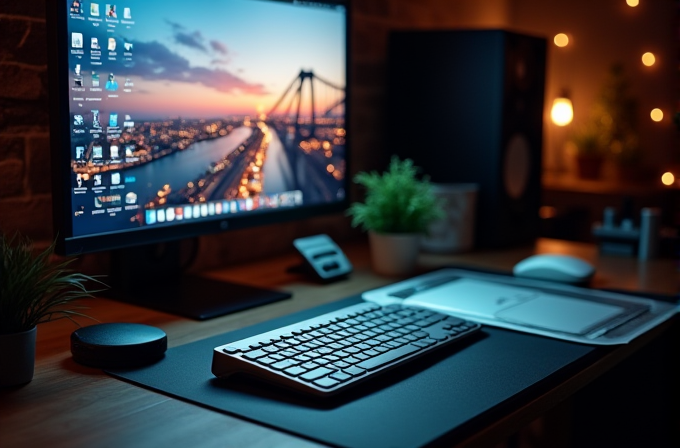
[107, 296, 596, 448]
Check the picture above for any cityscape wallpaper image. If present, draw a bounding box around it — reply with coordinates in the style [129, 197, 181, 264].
[65, 0, 347, 237]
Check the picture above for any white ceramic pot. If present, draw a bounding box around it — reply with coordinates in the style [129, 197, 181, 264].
[368, 231, 421, 277]
[0, 326, 37, 387]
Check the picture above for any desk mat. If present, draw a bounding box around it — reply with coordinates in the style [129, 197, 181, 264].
[107, 296, 595, 448]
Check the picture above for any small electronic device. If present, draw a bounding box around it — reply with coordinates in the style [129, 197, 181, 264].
[71, 323, 167, 368]
[291, 234, 352, 282]
[513, 254, 595, 284]
[212, 302, 481, 396]
[47, 0, 349, 319]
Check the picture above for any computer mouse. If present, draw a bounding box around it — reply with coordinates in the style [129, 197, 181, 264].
[512, 254, 595, 284]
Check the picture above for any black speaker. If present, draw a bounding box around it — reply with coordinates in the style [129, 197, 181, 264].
[386, 29, 546, 248]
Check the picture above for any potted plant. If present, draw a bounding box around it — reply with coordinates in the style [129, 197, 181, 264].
[0, 233, 103, 387]
[569, 126, 606, 180]
[346, 157, 443, 276]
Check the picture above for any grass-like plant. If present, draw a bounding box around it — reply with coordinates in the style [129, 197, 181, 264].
[347, 156, 444, 234]
[0, 233, 104, 334]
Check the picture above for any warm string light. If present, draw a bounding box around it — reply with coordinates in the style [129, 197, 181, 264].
[661, 172, 675, 186]
[650, 108, 663, 122]
[626, 0, 639, 7]
[641, 52, 655, 66]
[554, 33, 569, 47]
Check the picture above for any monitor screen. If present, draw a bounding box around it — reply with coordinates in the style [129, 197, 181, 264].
[49, 0, 349, 257]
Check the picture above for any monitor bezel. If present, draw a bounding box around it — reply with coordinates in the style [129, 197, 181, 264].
[47, 0, 351, 257]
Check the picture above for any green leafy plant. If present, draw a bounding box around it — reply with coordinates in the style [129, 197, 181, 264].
[346, 157, 443, 234]
[0, 233, 105, 334]
[569, 125, 606, 157]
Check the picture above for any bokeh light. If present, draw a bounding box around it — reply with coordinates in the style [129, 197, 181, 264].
[554, 33, 569, 47]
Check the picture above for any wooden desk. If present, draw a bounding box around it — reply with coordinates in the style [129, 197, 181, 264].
[1, 239, 677, 448]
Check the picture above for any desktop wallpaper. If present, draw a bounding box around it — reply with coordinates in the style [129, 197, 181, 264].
[65, 0, 347, 237]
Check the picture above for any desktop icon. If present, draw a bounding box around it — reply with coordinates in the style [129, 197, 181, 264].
[91, 72, 100, 87]
[123, 7, 131, 19]
[70, 0, 83, 15]
[166, 207, 175, 222]
[105, 73, 118, 91]
[175, 207, 183, 220]
[71, 33, 83, 48]
[76, 173, 83, 188]
[90, 3, 100, 16]
[75, 64, 81, 76]
[106, 4, 117, 18]
[208, 203, 215, 216]
[75, 146, 85, 159]
[91, 37, 100, 50]
[145, 209, 156, 224]
[157, 209, 166, 223]
[125, 145, 134, 157]
[125, 192, 137, 204]
[73, 114, 84, 126]
[184, 205, 193, 219]
[109, 113, 118, 127]
[92, 110, 102, 128]
[110, 145, 120, 159]
[108, 37, 116, 52]
[93, 174, 102, 186]
[94, 197, 103, 208]
[123, 41, 133, 52]
[111, 172, 121, 184]
[92, 145, 103, 160]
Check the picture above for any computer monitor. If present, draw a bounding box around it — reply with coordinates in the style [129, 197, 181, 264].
[47, 0, 349, 319]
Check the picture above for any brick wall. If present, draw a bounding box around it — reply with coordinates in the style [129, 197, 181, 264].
[0, 2, 53, 241]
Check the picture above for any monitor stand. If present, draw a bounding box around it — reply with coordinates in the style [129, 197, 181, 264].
[104, 241, 291, 320]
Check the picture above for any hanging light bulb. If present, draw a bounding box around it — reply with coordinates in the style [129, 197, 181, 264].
[551, 91, 573, 126]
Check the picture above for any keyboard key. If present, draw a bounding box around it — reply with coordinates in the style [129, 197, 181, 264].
[222, 346, 241, 354]
[243, 349, 268, 360]
[314, 377, 340, 389]
[301, 361, 320, 370]
[356, 344, 421, 371]
[332, 360, 351, 369]
[330, 371, 352, 382]
[271, 359, 300, 370]
[257, 357, 277, 366]
[300, 367, 335, 382]
[283, 366, 307, 376]
[343, 366, 366, 377]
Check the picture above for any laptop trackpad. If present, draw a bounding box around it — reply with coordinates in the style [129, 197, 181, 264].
[495, 295, 625, 335]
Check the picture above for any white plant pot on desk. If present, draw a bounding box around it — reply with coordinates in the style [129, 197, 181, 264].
[0, 326, 37, 387]
[368, 231, 421, 277]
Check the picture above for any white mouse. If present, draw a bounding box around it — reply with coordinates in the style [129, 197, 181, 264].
[512, 254, 595, 284]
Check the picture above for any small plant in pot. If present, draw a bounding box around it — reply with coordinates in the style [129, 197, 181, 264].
[0, 233, 103, 387]
[346, 157, 443, 276]
[569, 126, 606, 180]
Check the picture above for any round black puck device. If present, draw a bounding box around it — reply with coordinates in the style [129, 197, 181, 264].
[71, 323, 167, 368]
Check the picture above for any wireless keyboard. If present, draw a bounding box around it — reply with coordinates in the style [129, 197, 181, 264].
[212, 302, 481, 396]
